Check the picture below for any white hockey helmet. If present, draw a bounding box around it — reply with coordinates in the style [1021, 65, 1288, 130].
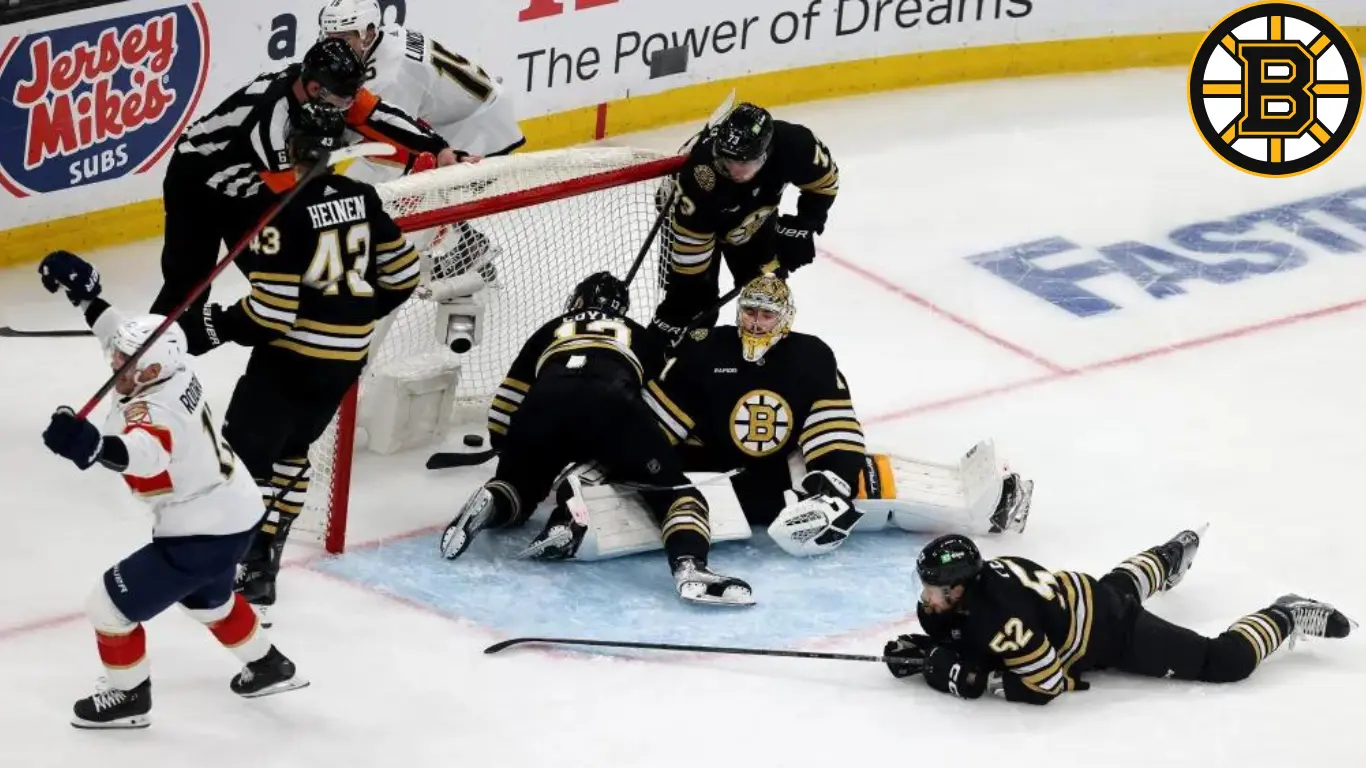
[109, 314, 188, 381]
[318, 0, 383, 39]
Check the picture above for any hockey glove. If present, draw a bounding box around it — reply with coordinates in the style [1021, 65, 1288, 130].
[38, 250, 102, 306]
[180, 303, 229, 356]
[43, 406, 104, 470]
[773, 215, 818, 274]
[922, 645, 1002, 700]
[768, 470, 862, 557]
[883, 633, 935, 678]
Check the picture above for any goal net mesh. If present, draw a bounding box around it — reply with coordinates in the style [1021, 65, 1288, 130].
[294, 146, 685, 552]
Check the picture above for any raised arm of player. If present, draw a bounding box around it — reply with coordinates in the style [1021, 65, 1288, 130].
[345, 88, 455, 171]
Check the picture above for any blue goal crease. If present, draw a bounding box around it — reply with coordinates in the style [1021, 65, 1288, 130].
[311, 527, 929, 651]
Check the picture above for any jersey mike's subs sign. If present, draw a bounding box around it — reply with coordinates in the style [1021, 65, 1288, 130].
[0, 2, 210, 196]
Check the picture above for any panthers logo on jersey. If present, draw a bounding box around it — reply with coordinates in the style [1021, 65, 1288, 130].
[730, 389, 792, 456]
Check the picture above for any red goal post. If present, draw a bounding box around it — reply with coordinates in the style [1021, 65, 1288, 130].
[299, 146, 689, 554]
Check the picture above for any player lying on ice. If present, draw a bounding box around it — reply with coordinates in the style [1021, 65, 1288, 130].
[36, 251, 307, 729]
[513, 273, 1034, 571]
[881, 529, 1355, 703]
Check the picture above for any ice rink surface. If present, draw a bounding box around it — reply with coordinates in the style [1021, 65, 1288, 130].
[3, 67, 1365, 766]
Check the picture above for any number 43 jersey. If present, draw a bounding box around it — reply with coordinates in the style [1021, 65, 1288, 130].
[487, 309, 665, 445]
[93, 308, 264, 538]
[219, 173, 420, 380]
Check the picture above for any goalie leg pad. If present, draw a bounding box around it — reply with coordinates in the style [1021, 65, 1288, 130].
[883, 441, 1017, 535]
[522, 469, 753, 562]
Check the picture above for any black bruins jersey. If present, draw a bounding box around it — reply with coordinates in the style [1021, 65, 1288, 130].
[642, 326, 865, 491]
[487, 309, 665, 444]
[918, 556, 1131, 705]
[666, 120, 839, 279]
[215, 173, 419, 376]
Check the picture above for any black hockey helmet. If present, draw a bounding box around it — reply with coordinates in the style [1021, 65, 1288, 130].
[288, 102, 347, 166]
[301, 37, 366, 106]
[711, 103, 774, 163]
[916, 534, 984, 587]
[567, 271, 629, 316]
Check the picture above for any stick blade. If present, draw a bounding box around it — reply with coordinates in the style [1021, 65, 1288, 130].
[425, 450, 496, 470]
[484, 637, 540, 654]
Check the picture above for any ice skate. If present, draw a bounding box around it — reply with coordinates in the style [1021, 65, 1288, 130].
[989, 472, 1034, 534]
[440, 487, 495, 560]
[231, 647, 310, 699]
[516, 516, 585, 561]
[1158, 524, 1207, 591]
[1273, 594, 1357, 648]
[672, 556, 755, 607]
[71, 679, 151, 729]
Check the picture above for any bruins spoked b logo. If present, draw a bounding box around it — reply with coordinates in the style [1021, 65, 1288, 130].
[1189, 2, 1362, 176]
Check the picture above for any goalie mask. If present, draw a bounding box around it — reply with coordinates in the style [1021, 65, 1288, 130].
[736, 273, 794, 362]
[108, 314, 187, 396]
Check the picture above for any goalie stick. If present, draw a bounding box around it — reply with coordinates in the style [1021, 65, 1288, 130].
[72, 143, 397, 419]
[483, 636, 908, 668]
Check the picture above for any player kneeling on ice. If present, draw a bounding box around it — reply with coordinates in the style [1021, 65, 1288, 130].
[521, 273, 1033, 562]
[439, 272, 753, 606]
[882, 529, 1355, 704]
[37, 251, 307, 729]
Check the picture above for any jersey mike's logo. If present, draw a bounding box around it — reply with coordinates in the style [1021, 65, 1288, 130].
[0, 3, 210, 197]
[1188, 2, 1362, 177]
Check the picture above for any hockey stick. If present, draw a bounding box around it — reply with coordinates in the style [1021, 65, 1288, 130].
[0, 326, 93, 338]
[483, 636, 897, 666]
[425, 449, 496, 469]
[72, 146, 386, 420]
[622, 90, 736, 288]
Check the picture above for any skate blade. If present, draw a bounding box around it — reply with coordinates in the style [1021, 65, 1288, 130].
[678, 587, 756, 607]
[71, 714, 150, 729]
[236, 676, 310, 699]
[514, 528, 575, 560]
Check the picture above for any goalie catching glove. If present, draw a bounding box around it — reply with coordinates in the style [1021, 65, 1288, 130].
[767, 469, 864, 557]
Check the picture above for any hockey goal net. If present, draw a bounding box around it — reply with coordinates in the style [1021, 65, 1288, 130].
[296, 146, 686, 553]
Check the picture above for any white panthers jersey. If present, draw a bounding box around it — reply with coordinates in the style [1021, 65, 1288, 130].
[94, 310, 264, 539]
[359, 24, 523, 159]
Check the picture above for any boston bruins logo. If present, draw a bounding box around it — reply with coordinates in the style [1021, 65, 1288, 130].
[730, 390, 792, 457]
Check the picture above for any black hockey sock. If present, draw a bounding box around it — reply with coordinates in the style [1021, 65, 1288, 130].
[484, 480, 523, 529]
[1215, 609, 1291, 677]
[660, 496, 711, 565]
[1110, 548, 1170, 603]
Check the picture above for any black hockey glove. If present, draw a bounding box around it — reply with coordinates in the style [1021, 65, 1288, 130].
[773, 215, 818, 273]
[883, 633, 935, 678]
[180, 303, 229, 356]
[38, 250, 102, 306]
[43, 406, 104, 470]
[649, 315, 689, 349]
[922, 645, 1002, 700]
